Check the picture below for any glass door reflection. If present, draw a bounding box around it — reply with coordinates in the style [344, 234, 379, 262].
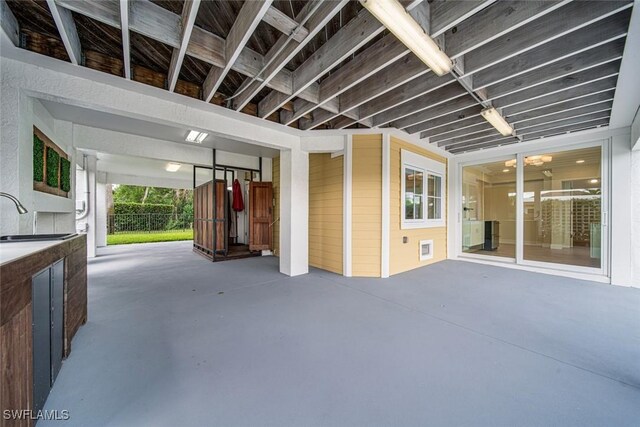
[462, 160, 516, 259]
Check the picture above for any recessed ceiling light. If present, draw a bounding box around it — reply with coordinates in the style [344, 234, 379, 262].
[186, 130, 208, 143]
[576, 159, 585, 164]
[166, 162, 182, 172]
[589, 178, 599, 184]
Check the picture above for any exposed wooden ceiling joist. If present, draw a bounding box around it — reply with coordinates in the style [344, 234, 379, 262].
[519, 118, 610, 141]
[202, 0, 273, 102]
[167, 0, 201, 92]
[46, 0, 81, 64]
[509, 91, 615, 123]
[230, 0, 348, 112]
[119, 0, 130, 79]
[513, 101, 614, 130]
[258, 7, 386, 119]
[262, 6, 309, 43]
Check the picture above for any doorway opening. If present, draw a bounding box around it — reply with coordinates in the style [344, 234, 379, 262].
[193, 150, 274, 262]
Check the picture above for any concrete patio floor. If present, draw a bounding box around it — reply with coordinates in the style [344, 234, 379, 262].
[41, 241, 640, 426]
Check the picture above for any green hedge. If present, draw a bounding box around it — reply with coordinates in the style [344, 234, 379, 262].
[46, 147, 60, 188]
[33, 135, 44, 182]
[113, 203, 174, 215]
[60, 158, 71, 192]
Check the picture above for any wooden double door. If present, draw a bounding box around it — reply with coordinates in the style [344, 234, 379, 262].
[193, 180, 273, 255]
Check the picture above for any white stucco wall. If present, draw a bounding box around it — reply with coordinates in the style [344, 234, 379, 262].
[0, 88, 76, 235]
[631, 149, 640, 285]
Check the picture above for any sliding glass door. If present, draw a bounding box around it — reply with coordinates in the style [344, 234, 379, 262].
[462, 159, 516, 259]
[459, 144, 605, 274]
[522, 146, 602, 269]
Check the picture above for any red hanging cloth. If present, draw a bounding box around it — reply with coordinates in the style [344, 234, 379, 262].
[232, 179, 244, 212]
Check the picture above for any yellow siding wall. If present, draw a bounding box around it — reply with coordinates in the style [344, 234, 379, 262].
[308, 153, 343, 274]
[390, 136, 448, 275]
[352, 134, 382, 277]
[272, 156, 280, 256]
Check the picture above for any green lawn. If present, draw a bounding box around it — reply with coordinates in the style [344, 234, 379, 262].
[107, 230, 194, 245]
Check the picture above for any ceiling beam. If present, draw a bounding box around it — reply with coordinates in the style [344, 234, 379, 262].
[509, 91, 615, 123]
[446, 134, 518, 151]
[299, 0, 498, 130]
[520, 119, 610, 141]
[1, 0, 20, 46]
[373, 82, 467, 127]
[429, 0, 497, 37]
[493, 60, 621, 109]
[445, 0, 570, 58]
[231, 0, 348, 112]
[463, 0, 633, 75]
[46, 0, 82, 65]
[262, 6, 309, 43]
[448, 137, 519, 154]
[167, 0, 201, 92]
[420, 111, 485, 140]
[203, 0, 272, 102]
[503, 76, 618, 117]
[430, 122, 494, 144]
[338, 0, 565, 130]
[395, 96, 478, 132]
[290, 35, 409, 126]
[485, 39, 625, 102]
[472, 9, 631, 90]
[119, 0, 130, 79]
[258, 8, 386, 119]
[53, 0, 339, 119]
[513, 100, 613, 129]
[438, 129, 502, 148]
[518, 114, 611, 136]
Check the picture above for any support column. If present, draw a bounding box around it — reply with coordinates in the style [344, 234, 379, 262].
[279, 146, 309, 276]
[85, 155, 97, 257]
[95, 173, 107, 248]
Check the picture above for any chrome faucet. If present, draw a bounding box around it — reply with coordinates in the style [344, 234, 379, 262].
[0, 192, 28, 214]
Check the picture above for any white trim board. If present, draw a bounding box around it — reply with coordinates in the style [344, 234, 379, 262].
[343, 135, 353, 277]
[381, 133, 390, 278]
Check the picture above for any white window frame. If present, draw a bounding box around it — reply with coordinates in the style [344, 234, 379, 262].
[401, 150, 446, 229]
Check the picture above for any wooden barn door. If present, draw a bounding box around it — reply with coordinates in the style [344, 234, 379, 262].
[249, 182, 273, 251]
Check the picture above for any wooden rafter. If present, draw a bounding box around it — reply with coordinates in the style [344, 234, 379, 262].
[167, 0, 201, 92]
[231, 0, 348, 112]
[46, 0, 81, 64]
[203, 0, 273, 103]
[262, 6, 309, 43]
[119, 0, 130, 79]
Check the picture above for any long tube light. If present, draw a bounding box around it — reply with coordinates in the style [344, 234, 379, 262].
[481, 107, 514, 136]
[360, 0, 453, 76]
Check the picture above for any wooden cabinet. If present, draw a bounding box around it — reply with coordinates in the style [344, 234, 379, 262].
[0, 235, 86, 427]
[31, 260, 64, 415]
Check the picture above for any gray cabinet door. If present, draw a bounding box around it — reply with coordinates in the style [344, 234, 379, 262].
[51, 260, 64, 384]
[32, 268, 51, 414]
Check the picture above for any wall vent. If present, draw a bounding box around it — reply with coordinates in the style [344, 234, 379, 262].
[420, 240, 434, 261]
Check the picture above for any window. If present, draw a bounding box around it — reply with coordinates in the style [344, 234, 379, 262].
[401, 150, 446, 229]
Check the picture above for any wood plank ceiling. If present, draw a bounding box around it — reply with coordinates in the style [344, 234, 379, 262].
[3, 0, 634, 153]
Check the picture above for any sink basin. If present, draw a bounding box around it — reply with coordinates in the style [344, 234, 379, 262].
[0, 233, 77, 242]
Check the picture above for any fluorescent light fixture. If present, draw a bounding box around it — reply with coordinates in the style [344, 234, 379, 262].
[165, 162, 182, 172]
[186, 130, 208, 143]
[576, 159, 585, 164]
[360, 0, 453, 76]
[590, 178, 599, 184]
[502, 169, 510, 173]
[481, 107, 514, 136]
